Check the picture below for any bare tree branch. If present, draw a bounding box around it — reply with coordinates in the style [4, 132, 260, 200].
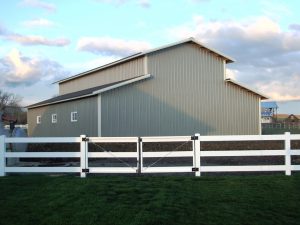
[0, 90, 22, 112]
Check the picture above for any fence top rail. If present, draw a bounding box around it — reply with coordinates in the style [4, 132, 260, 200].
[4, 137, 81, 143]
[88, 137, 138, 143]
[199, 134, 286, 142]
[141, 136, 192, 142]
[2, 133, 298, 144]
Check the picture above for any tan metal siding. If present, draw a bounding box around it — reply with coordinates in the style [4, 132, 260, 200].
[59, 57, 145, 95]
[101, 43, 260, 136]
[28, 97, 98, 137]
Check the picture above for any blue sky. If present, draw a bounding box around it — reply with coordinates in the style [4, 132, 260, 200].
[0, 0, 300, 114]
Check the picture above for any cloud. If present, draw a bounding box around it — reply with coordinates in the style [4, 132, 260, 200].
[20, 0, 56, 12]
[167, 16, 300, 101]
[95, 0, 150, 8]
[189, 0, 210, 3]
[260, 1, 292, 20]
[289, 24, 300, 31]
[0, 24, 70, 47]
[0, 24, 8, 35]
[0, 49, 69, 87]
[137, 0, 150, 8]
[4, 34, 69, 46]
[96, 0, 127, 5]
[22, 18, 55, 28]
[77, 37, 151, 57]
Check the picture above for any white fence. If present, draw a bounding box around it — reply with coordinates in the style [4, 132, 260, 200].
[0, 132, 300, 177]
[4, 124, 28, 130]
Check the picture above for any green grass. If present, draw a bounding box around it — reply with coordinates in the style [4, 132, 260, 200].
[1, 175, 300, 225]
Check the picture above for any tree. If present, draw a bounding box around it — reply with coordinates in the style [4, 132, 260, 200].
[0, 90, 22, 112]
[0, 90, 26, 124]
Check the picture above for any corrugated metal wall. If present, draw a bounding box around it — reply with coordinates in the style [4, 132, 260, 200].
[28, 97, 98, 137]
[59, 57, 145, 95]
[101, 43, 260, 136]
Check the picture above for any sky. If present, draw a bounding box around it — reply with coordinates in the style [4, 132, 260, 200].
[0, 0, 300, 114]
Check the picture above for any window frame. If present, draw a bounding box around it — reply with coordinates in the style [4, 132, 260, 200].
[52, 114, 57, 123]
[37, 116, 41, 124]
[71, 111, 78, 122]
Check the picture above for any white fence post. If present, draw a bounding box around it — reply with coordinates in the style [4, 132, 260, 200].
[80, 135, 88, 178]
[194, 133, 201, 177]
[0, 135, 5, 176]
[284, 132, 291, 176]
[136, 137, 143, 174]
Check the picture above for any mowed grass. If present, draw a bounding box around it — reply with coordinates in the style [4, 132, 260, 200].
[1, 175, 300, 225]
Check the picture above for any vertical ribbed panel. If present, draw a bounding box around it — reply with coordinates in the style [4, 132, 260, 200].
[59, 57, 145, 95]
[101, 43, 260, 136]
[28, 97, 98, 137]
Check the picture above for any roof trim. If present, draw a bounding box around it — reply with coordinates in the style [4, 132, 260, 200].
[55, 37, 235, 84]
[142, 37, 235, 63]
[93, 73, 151, 94]
[225, 78, 268, 100]
[28, 74, 152, 109]
[27, 93, 96, 109]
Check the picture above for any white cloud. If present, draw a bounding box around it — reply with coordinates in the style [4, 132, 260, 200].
[260, 1, 292, 20]
[95, 0, 127, 5]
[77, 37, 151, 57]
[22, 18, 55, 28]
[20, 0, 56, 12]
[4, 34, 70, 46]
[0, 49, 69, 87]
[226, 68, 238, 80]
[95, 0, 151, 8]
[167, 16, 300, 101]
[0, 24, 70, 47]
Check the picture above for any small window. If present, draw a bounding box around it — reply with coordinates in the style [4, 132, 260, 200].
[52, 114, 57, 123]
[71, 112, 78, 122]
[37, 116, 41, 124]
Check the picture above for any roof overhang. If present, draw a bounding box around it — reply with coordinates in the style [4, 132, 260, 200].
[28, 74, 152, 109]
[54, 37, 235, 84]
[225, 78, 268, 100]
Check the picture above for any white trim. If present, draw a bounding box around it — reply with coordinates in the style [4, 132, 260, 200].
[92, 74, 151, 95]
[36, 115, 41, 124]
[28, 74, 152, 109]
[97, 94, 101, 137]
[143, 55, 148, 74]
[28, 93, 95, 109]
[225, 78, 268, 99]
[54, 53, 144, 84]
[142, 37, 235, 63]
[51, 114, 57, 123]
[259, 98, 262, 134]
[223, 60, 226, 80]
[71, 111, 78, 122]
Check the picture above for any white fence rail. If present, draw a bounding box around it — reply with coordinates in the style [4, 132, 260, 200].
[0, 132, 300, 177]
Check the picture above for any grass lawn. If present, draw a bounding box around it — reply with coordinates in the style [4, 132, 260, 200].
[0, 175, 300, 225]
